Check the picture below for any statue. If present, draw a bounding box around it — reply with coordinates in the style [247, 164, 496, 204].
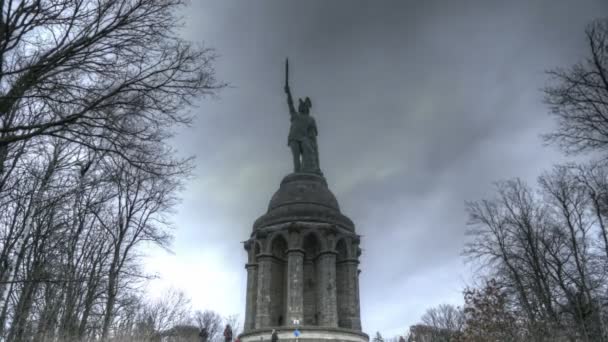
[284, 59, 321, 174]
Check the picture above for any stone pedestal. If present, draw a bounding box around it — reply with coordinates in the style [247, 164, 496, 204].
[240, 327, 368, 342]
[241, 173, 367, 342]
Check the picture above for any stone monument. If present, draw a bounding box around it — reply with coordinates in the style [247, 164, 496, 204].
[239, 60, 368, 342]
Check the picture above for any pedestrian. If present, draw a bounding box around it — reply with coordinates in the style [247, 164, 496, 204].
[199, 328, 209, 342]
[271, 329, 278, 342]
[224, 324, 233, 342]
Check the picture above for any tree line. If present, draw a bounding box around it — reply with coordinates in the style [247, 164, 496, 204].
[0, 0, 222, 341]
[398, 17, 608, 342]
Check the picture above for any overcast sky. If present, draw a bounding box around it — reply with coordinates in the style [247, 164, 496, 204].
[143, 0, 608, 337]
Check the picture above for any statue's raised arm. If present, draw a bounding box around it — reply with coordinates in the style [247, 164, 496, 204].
[284, 59, 296, 115]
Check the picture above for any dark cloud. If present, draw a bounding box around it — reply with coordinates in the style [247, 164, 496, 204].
[144, 0, 608, 337]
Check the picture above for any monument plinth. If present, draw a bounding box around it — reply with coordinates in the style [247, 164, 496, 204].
[239, 61, 367, 342]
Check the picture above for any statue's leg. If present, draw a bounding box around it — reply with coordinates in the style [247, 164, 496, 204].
[301, 140, 314, 172]
[311, 139, 320, 173]
[289, 141, 301, 172]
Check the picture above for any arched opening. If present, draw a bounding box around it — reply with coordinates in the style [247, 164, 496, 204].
[254, 242, 261, 258]
[271, 236, 287, 259]
[335, 239, 350, 328]
[302, 233, 321, 325]
[270, 235, 287, 326]
[336, 239, 347, 261]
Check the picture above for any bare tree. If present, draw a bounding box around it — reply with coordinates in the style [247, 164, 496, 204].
[0, 0, 221, 185]
[143, 288, 193, 335]
[544, 18, 608, 156]
[0, 1, 222, 340]
[195, 310, 223, 342]
[461, 279, 520, 342]
[458, 16, 608, 342]
[110, 288, 195, 341]
[464, 179, 560, 337]
[372, 332, 384, 342]
[419, 304, 464, 341]
[464, 165, 608, 341]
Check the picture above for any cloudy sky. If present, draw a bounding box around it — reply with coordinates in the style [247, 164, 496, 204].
[143, 0, 608, 337]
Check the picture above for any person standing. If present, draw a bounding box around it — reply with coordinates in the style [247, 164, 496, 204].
[199, 327, 209, 342]
[224, 324, 233, 342]
[271, 329, 279, 342]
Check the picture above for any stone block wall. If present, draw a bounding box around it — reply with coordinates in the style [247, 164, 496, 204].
[245, 225, 362, 332]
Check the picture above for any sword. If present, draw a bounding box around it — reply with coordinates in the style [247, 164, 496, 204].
[285, 58, 290, 91]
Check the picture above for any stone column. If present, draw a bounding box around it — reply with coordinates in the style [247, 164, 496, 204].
[343, 260, 361, 330]
[244, 263, 258, 331]
[255, 254, 273, 329]
[286, 248, 304, 324]
[354, 267, 362, 331]
[316, 251, 338, 327]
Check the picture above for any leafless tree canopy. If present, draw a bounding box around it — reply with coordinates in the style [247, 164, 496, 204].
[408, 304, 464, 342]
[0, 0, 223, 341]
[195, 310, 223, 342]
[109, 291, 237, 342]
[462, 162, 608, 341]
[544, 18, 608, 156]
[421, 304, 464, 333]
[0, 0, 221, 177]
[410, 161, 608, 341]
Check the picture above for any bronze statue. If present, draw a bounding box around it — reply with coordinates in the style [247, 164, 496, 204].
[284, 59, 321, 174]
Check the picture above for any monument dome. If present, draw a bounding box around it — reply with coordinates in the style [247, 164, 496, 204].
[253, 173, 355, 232]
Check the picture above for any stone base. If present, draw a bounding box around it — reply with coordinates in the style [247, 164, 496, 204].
[239, 327, 368, 342]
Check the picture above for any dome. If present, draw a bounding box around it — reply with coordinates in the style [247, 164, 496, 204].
[253, 173, 354, 231]
[268, 173, 339, 211]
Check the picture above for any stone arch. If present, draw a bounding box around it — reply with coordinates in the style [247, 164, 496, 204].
[303, 233, 321, 259]
[254, 241, 262, 256]
[247, 240, 263, 263]
[304, 229, 326, 251]
[324, 231, 337, 251]
[245, 242, 253, 263]
[269, 234, 287, 326]
[270, 234, 288, 259]
[335, 238, 349, 261]
[350, 236, 361, 259]
[254, 233, 270, 256]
